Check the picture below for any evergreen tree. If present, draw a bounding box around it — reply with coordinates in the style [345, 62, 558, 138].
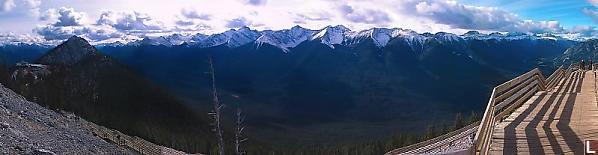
[453, 113, 465, 130]
[425, 124, 436, 139]
[467, 111, 478, 124]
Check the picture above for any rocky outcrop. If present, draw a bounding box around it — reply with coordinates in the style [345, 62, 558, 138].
[37, 36, 100, 66]
[0, 83, 133, 154]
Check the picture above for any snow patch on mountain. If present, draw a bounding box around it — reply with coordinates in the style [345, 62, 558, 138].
[347, 28, 402, 48]
[255, 25, 316, 52]
[12, 25, 580, 51]
[311, 25, 351, 49]
[395, 29, 427, 51]
[192, 26, 261, 48]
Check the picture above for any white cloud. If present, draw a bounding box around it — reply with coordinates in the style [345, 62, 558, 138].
[516, 20, 565, 33]
[391, 0, 571, 34]
[0, 0, 38, 15]
[226, 17, 252, 28]
[339, 4, 390, 25]
[97, 11, 165, 32]
[23, 0, 39, 16]
[0, 0, 15, 13]
[2, 0, 595, 43]
[34, 7, 125, 42]
[244, 0, 266, 6]
[181, 8, 211, 20]
[175, 19, 194, 26]
[571, 25, 595, 35]
[583, 8, 598, 22]
[0, 32, 46, 44]
[34, 25, 123, 41]
[53, 7, 87, 26]
[39, 8, 57, 21]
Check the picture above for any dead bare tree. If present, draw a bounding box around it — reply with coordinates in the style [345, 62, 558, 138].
[207, 56, 225, 155]
[235, 102, 247, 155]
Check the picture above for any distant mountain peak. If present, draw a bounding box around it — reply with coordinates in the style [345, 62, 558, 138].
[291, 25, 305, 29]
[66, 35, 90, 45]
[37, 35, 100, 65]
[238, 26, 252, 31]
[349, 27, 400, 47]
[463, 31, 481, 35]
[90, 25, 577, 50]
[255, 25, 315, 52]
[311, 25, 351, 48]
[191, 26, 260, 48]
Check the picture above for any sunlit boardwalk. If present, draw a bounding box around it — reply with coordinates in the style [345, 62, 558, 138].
[386, 65, 598, 155]
[489, 70, 598, 154]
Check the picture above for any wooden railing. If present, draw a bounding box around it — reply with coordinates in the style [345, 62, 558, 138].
[85, 119, 191, 155]
[473, 64, 575, 155]
[386, 64, 576, 155]
[545, 66, 565, 91]
[385, 122, 480, 154]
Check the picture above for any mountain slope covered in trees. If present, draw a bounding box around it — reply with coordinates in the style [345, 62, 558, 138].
[97, 33, 574, 151]
[6, 36, 217, 153]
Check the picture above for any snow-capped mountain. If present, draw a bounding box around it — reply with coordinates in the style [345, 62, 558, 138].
[311, 25, 351, 49]
[163, 33, 193, 45]
[19, 25, 580, 51]
[125, 33, 194, 47]
[256, 25, 316, 52]
[191, 26, 261, 48]
[347, 28, 402, 48]
[190, 33, 208, 43]
[138, 36, 173, 46]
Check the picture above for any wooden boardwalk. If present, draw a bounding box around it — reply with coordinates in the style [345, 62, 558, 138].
[490, 70, 598, 154]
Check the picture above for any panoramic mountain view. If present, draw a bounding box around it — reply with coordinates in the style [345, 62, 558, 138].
[2, 0, 598, 154]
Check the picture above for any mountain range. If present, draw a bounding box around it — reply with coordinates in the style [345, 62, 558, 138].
[94, 25, 576, 51]
[0, 25, 582, 153]
[94, 26, 574, 150]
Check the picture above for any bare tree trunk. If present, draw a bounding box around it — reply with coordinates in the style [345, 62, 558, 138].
[235, 103, 247, 155]
[208, 56, 225, 155]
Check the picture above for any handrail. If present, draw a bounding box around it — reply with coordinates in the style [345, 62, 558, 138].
[473, 64, 576, 155]
[385, 64, 577, 155]
[545, 66, 564, 91]
[386, 121, 480, 154]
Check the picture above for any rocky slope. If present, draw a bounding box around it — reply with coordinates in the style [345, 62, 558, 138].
[0, 83, 133, 154]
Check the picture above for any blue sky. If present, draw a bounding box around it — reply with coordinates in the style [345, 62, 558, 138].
[459, 0, 596, 29]
[1, 0, 598, 43]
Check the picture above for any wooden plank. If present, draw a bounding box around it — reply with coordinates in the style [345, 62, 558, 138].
[489, 70, 598, 155]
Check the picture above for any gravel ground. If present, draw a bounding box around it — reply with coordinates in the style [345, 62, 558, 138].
[0, 83, 135, 154]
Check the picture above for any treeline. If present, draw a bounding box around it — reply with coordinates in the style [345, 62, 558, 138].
[0, 60, 8, 85]
[227, 111, 481, 155]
